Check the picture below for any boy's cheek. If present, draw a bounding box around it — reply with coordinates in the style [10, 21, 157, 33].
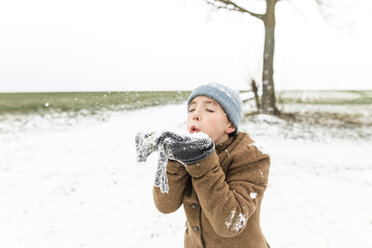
[186, 123, 191, 132]
[186, 119, 191, 129]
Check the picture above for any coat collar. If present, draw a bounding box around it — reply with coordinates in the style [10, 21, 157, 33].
[215, 132, 250, 154]
[215, 135, 236, 154]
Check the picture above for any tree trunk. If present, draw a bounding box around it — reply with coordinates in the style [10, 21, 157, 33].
[261, 0, 279, 114]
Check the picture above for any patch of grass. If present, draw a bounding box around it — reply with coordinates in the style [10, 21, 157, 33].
[243, 109, 372, 141]
[0, 91, 191, 115]
[245, 90, 372, 131]
[278, 90, 372, 105]
[275, 111, 371, 127]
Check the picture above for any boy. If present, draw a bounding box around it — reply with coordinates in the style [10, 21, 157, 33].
[139, 83, 270, 248]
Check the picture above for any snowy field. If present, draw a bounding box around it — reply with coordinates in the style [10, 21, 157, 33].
[0, 95, 372, 248]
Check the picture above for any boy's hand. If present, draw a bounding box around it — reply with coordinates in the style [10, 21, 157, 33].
[155, 131, 215, 165]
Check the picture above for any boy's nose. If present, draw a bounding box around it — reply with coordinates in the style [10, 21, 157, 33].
[192, 109, 201, 121]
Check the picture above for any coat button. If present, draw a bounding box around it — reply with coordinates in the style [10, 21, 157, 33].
[191, 203, 199, 209]
[193, 226, 199, 233]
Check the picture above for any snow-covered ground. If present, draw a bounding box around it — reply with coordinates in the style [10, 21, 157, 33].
[0, 102, 371, 248]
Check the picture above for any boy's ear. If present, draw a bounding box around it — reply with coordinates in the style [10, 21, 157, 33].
[225, 123, 236, 134]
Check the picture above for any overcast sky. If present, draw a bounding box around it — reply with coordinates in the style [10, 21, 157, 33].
[0, 0, 371, 92]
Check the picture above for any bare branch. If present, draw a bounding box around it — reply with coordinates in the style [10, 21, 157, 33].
[286, 0, 307, 19]
[314, 0, 326, 6]
[313, 0, 333, 19]
[205, 0, 265, 21]
[313, 0, 359, 35]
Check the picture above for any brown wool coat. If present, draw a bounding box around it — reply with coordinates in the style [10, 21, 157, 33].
[153, 132, 270, 248]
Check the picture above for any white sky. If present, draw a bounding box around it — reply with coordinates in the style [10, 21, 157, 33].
[0, 0, 371, 92]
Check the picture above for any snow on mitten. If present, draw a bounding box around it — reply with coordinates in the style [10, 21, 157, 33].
[153, 145, 169, 193]
[135, 130, 215, 194]
[135, 131, 170, 193]
[135, 131, 157, 163]
[155, 131, 215, 165]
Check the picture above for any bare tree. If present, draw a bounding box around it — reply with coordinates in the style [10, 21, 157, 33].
[204, 0, 329, 115]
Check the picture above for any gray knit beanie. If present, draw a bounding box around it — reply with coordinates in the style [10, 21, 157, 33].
[187, 83, 243, 135]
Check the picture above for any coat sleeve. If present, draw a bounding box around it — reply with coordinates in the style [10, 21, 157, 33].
[185, 149, 270, 237]
[153, 160, 190, 214]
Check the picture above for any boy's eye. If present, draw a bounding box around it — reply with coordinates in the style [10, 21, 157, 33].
[188, 109, 195, 113]
[206, 109, 214, 113]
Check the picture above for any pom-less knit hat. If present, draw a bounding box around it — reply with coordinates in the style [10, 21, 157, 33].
[187, 83, 243, 135]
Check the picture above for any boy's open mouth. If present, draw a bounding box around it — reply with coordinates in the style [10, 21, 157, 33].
[190, 125, 200, 134]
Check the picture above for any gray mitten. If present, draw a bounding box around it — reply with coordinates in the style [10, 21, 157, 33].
[135, 132, 157, 163]
[135, 131, 170, 193]
[135, 130, 215, 193]
[155, 131, 215, 165]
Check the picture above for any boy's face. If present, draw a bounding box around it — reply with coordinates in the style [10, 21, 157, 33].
[187, 96, 235, 145]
